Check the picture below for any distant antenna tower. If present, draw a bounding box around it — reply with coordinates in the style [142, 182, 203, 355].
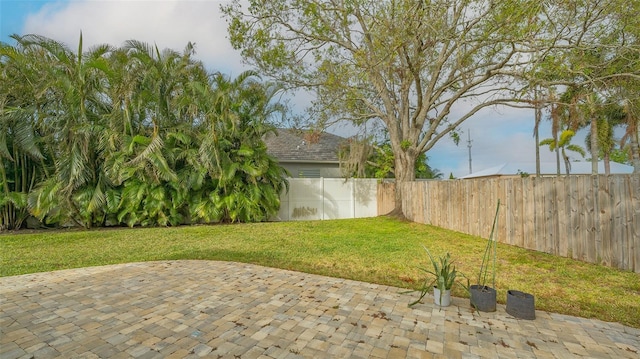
[467, 130, 473, 174]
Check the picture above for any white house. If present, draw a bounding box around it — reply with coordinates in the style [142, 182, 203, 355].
[264, 128, 346, 178]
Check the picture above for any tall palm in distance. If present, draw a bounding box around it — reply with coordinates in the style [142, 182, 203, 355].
[619, 99, 640, 172]
[540, 130, 586, 175]
[584, 102, 627, 175]
[541, 86, 622, 176]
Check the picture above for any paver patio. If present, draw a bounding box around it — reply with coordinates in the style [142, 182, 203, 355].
[1, 260, 638, 358]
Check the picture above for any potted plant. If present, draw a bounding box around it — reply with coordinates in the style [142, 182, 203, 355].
[506, 289, 536, 320]
[409, 247, 462, 307]
[469, 200, 500, 312]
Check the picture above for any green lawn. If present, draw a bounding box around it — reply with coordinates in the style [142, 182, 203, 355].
[1, 217, 639, 328]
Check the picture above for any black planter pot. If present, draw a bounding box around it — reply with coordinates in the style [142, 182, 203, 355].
[469, 285, 497, 312]
[506, 290, 535, 320]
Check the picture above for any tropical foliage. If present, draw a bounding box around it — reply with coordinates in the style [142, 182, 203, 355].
[540, 85, 634, 175]
[0, 34, 288, 230]
[533, 0, 640, 175]
[540, 130, 586, 175]
[339, 139, 442, 179]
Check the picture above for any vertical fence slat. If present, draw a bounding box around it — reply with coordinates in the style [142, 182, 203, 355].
[514, 178, 524, 248]
[544, 178, 555, 254]
[612, 176, 625, 269]
[585, 176, 597, 263]
[532, 178, 543, 252]
[630, 175, 640, 273]
[570, 176, 582, 261]
[482, 179, 492, 237]
[557, 177, 569, 257]
[505, 179, 515, 246]
[496, 179, 507, 243]
[599, 175, 613, 267]
[526, 178, 535, 250]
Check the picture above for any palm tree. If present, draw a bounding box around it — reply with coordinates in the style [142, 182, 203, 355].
[550, 86, 606, 175]
[416, 157, 443, 179]
[0, 37, 55, 229]
[11, 34, 116, 228]
[110, 40, 204, 226]
[188, 71, 288, 223]
[619, 99, 640, 173]
[540, 130, 586, 175]
[582, 93, 603, 175]
[0, 102, 46, 230]
[546, 90, 563, 175]
[533, 90, 542, 176]
[584, 102, 626, 175]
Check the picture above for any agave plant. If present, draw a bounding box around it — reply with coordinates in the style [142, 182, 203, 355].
[409, 247, 463, 307]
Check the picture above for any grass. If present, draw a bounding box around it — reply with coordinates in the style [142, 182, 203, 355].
[1, 217, 639, 328]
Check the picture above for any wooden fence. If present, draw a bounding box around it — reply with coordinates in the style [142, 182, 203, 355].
[378, 175, 640, 273]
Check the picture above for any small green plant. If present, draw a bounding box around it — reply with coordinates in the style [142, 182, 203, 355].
[408, 247, 464, 307]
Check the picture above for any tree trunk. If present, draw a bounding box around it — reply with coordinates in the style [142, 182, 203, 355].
[555, 146, 561, 175]
[388, 149, 417, 219]
[534, 90, 541, 176]
[604, 153, 611, 175]
[562, 149, 571, 175]
[552, 126, 560, 175]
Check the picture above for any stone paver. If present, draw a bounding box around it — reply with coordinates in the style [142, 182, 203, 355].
[1, 260, 638, 358]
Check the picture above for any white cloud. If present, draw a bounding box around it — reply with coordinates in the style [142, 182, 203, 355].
[22, 0, 246, 75]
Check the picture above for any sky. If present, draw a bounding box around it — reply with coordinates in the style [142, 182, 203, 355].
[1, 0, 582, 178]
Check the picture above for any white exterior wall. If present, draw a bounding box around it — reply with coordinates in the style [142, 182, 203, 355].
[275, 178, 378, 221]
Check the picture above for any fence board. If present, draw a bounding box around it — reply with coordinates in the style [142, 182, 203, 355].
[544, 179, 555, 254]
[583, 176, 599, 263]
[481, 180, 492, 237]
[611, 176, 625, 268]
[377, 182, 395, 215]
[383, 175, 639, 273]
[504, 179, 514, 246]
[513, 178, 524, 248]
[419, 182, 425, 223]
[570, 176, 583, 262]
[524, 178, 535, 249]
[556, 177, 569, 257]
[630, 175, 640, 272]
[497, 179, 507, 243]
[599, 176, 612, 267]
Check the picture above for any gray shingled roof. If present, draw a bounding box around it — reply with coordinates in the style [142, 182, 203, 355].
[264, 128, 346, 162]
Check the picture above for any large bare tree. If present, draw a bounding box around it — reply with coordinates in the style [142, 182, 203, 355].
[223, 0, 635, 214]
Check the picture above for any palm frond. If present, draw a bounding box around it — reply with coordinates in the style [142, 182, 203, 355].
[127, 134, 163, 166]
[566, 144, 586, 157]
